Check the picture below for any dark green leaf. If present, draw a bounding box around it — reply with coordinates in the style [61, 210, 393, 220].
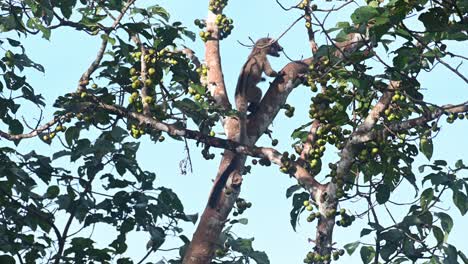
[420, 138, 433, 160]
[418, 7, 449, 32]
[360, 246, 375, 264]
[420, 188, 434, 210]
[376, 184, 390, 204]
[380, 229, 403, 241]
[231, 238, 254, 254]
[148, 5, 170, 21]
[45, 185, 60, 199]
[432, 226, 444, 245]
[289, 192, 309, 231]
[435, 212, 453, 233]
[381, 242, 398, 260]
[8, 119, 23, 135]
[0, 255, 15, 264]
[250, 251, 270, 264]
[452, 190, 468, 215]
[65, 126, 80, 146]
[344, 241, 360, 255]
[455, 159, 465, 169]
[360, 228, 373, 237]
[285, 184, 301, 198]
[351, 6, 380, 24]
[433, 160, 447, 166]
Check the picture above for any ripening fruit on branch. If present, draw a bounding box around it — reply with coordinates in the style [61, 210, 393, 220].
[144, 96, 153, 104]
[188, 87, 197, 95]
[55, 125, 66, 132]
[132, 80, 141, 89]
[272, 139, 279, 146]
[144, 79, 153, 87]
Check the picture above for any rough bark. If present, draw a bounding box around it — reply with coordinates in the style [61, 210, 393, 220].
[183, 151, 243, 264]
[183, 57, 317, 263]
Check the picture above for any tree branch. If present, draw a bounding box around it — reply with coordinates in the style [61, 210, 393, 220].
[204, 5, 230, 109]
[78, 0, 136, 91]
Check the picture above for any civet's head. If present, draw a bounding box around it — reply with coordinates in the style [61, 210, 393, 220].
[256, 37, 283, 57]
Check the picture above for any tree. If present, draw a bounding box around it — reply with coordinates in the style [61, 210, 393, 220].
[0, 0, 467, 263]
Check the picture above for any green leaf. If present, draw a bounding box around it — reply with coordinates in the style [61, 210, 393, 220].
[147, 5, 170, 21]
[116, 258, 133, 264]
[8, 119, 23, 135]
[452, 190, 468, 215]
[148, 226, 166, 250]
[420, 188, 434, 210]
[360, 246, 375, 264]
[402, 239, 418, 260]
[231, 238, 254, 254]
[360, 228, 373, 237]
[418, 7, 449, 32]
[402, 215, 423, 226]
[380, 229, 403, 242]
[443, 244, 458, 263]
[58, 0, 76, 19]
[181, 28, 196, 42]
[351, 6, 380, 24]
[344, 241, 360, 255]
[432, 226, 444, 245]
[52, 150, 70, 160]
[0, 255, 15, 264]
[65, 126, 80, 146]
[285, 184, 301, 198]
[230, 218, 249, 225]
[101, 34, 116, 46]
[376, 184, 390, 204]
[380, 242, 398, 260]
[435, 212, 453, 233]
[433, 160, 447, 166]
[250, 250, 270, 264]
[291, 130, 308, 142]
[419, 138, 433, 160]
[455, 159, 465, 169]
[45, 185, 60, 199]
[183, 213, 198, 224]
[110, 126, 128, 142]
[7, 38, 21, 47]
[238, 218, 248, 225]
[289, 192, 309, 231]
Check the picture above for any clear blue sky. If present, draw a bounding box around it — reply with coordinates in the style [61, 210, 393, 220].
[6, 0, 467, 263]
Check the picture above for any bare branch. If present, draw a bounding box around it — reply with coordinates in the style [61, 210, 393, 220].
[204, 7, 230, 109]
[0, 115, 62, 141]
[78, 0, 136, 91]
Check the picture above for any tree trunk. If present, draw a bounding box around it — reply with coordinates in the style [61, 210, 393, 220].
[182, 150, 244, 264]
[183, 58, 313, 264]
